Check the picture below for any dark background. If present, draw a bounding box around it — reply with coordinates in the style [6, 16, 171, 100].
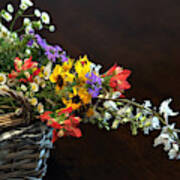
[1, 0, 180, 179]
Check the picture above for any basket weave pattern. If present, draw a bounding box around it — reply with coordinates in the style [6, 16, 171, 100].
[0, 89, 53, 179]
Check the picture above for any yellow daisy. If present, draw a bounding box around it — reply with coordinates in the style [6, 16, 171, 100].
[62, 58, 74, 72]
[50, 64, 74, 92]
[74, 55, 92, 83]
[62, 86, 92, 110]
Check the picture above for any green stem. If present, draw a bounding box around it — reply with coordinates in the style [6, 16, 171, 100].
[15, 25, 25, 33]
[21, 14, 35, 18]
[10, 12, 21, 31]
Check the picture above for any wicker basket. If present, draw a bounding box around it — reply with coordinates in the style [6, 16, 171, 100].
[0, 88, 53, 179]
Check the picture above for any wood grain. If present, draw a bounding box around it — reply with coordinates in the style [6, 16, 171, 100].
[1, 0, 180, 179]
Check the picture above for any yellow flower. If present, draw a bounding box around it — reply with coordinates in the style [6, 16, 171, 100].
[86, 108, 94, 117]
[50, 64, 74, 91]
[62, 86, 91, 110]
[62, 58, 74, 72]
[39, 66, 45, 78]
[75, 55, 92, 83]
[78, 87, 92, 105]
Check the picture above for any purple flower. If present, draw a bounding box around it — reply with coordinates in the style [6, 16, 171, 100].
[55, 45, 62, 52]
[27, 39, 34, 47]
[29, 29, 35, 34]
[35, 34, 65, 62]
[86, 72, 102, 97]
[44, 45, 61, 62]
[35, 34, 47, 49]
[88, 87, 101, 98]
[60, 51, 68, 62]
[86, 72, 102, 86]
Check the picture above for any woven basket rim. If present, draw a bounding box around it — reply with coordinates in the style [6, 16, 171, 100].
[0, 88, 32, 129]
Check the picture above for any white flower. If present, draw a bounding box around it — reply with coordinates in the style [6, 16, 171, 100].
[1, 10, 12, 22]
[151, 117, 160, 129]
[20, 3, 28, 10]
[154, 133, 172, 151]
[25, 49, 31, 55]
[29, 97, 38, 106]
[143, 117, 160, 135]
[112, 91, 121, 99]
[23, 18, 31, 26]
[168, 144, 179, 160]
[0, 73, 7, 85]
[104, 112, 112, 121]
[34, 9, 41, 17]
[7, 4, 14, 13]
[159, 99, 179, 123]
[20, 0, 33, 11]
[44, 62, 52, 80]
[30, 82, 39, 92]
[41, 12, 50, 24]
[103, 100, 118, 111]
[37, 103, 44, 114]
[144, 100, 152, 108]
[161, 123, 178, 139]
[21, 84, 27, 92]
[90, 63, 102, 74]
[49, 25, 55, 32]
[154, 123, 178, 152]
[0, 23, 11, 39]
[25, 24, 34, 34]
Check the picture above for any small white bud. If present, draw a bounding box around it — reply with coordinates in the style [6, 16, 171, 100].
[25, 49, 31, 55]
[7, 4, 14, 13]
[23, 18, 31, 26]
[1, 10, 12, 22]
[49, 25, 55, 32]
[34, 9, 41, 17]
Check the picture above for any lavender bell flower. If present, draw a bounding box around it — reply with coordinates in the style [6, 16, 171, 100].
[86, 72, 102, 97]
[44, 45, 59, 62]
[35, 34, 47, 49]
[60, 51, 68, 62]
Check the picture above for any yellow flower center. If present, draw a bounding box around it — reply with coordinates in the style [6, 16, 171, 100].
[0, 76, 4, 83]
[57, 75, 64, 88]
[72, 95, 81, 104]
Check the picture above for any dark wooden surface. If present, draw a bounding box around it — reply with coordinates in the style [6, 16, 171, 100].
[2, 0, 180, 179]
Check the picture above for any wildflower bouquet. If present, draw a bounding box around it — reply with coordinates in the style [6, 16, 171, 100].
[0, 1, 180, 178]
